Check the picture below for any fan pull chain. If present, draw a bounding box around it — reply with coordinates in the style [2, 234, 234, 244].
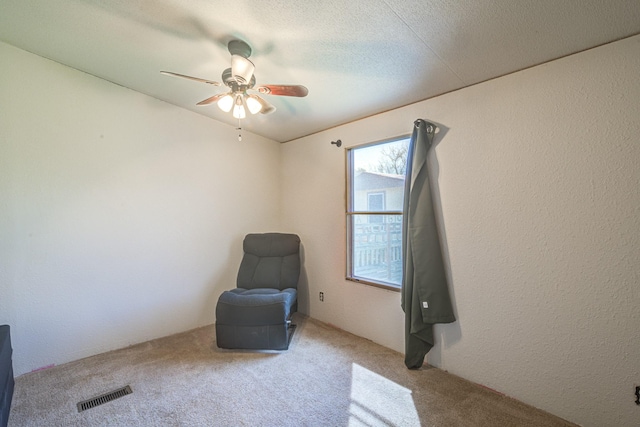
[236, 118, 242, 142]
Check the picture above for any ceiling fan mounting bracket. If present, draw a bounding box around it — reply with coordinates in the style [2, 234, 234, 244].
[227, 39, 252, 58]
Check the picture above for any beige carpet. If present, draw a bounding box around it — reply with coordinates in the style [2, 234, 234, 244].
[9, 315, 576, 426]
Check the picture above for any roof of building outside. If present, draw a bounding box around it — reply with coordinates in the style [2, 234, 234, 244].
[354, 171, 404, 191]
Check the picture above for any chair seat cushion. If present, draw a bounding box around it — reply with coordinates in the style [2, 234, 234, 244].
[216, 288, 297, 326]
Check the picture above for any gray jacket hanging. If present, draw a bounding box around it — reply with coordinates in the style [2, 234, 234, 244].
[401, 119, 456, 369]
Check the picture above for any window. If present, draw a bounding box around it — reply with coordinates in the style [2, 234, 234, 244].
[367, 192, 385, 223]
[346, 137, 410, 289]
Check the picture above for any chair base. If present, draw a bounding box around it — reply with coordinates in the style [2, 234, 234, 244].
[216, 322, 296, 351]
[215, 287, 297, 351]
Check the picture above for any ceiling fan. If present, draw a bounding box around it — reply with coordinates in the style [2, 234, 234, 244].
[161, 39, 308, 120]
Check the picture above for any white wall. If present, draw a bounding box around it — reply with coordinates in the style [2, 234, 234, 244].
[281, 35, 640, 427]
[0, 42, 282, 376]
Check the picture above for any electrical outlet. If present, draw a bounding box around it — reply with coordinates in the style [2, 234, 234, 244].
[635, 386, 639, 405]
[319, 292, 324, 302]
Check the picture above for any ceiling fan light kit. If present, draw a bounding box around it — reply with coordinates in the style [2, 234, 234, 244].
[245, 95, 263, 115]
[161, 39, 308, 125]
[217, 94, 234, 112]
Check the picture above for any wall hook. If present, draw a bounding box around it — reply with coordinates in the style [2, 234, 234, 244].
[331, 139, 342, 148]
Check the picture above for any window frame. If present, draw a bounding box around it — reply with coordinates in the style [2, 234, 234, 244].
[345, 135, 410, 291]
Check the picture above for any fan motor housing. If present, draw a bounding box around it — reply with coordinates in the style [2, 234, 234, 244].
[222, 68, 256, 91]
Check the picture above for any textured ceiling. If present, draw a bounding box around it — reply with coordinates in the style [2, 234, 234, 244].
[1, 0, 640, 142]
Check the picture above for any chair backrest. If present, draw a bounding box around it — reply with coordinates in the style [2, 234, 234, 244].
[236, 233, 301, 290]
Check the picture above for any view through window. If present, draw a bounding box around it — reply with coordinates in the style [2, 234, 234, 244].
[346, 137, 410, 288]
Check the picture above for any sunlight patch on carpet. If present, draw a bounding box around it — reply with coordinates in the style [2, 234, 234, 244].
[348, 363, 420, 426]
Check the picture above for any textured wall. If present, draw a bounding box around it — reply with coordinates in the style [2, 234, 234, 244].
[281, 35, 640, 427]
[0, 42, 282, 376]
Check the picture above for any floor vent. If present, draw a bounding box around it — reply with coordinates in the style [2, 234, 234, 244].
[77, 385, 132, 412]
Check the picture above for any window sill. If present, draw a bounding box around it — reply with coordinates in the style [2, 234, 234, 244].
[345, 276, 401, 292]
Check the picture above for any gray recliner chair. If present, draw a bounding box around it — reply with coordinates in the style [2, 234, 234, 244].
[215, 233, 301, 350]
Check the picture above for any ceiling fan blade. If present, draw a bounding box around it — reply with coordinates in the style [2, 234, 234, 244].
[160, 71, 221, 86]
[255, 85, 309, 97]
[196, 93, 227, 106]
[252, 95, 276, 115]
